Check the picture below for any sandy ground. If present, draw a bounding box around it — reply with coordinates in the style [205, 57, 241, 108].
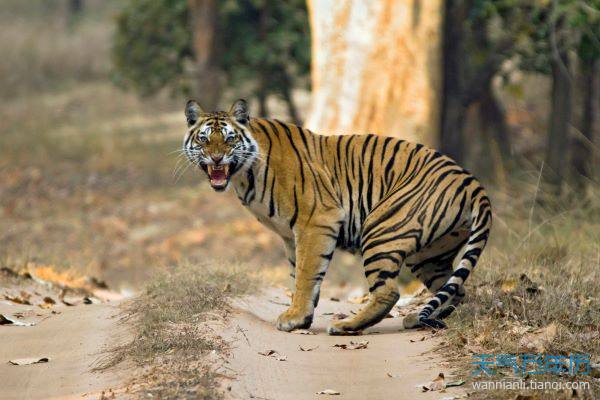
[0, 301, 128, 400]
[223, 289, 463, 400]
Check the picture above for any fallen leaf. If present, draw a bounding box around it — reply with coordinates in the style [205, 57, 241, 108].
[446, 380, 466, 387]
[298, 345, 318, 352]
[3, 295, 31, 305]
[499, 278, 518, 293]
[386, 372, 401, 378]
[347, 294, 369, 304]
[0, 314, 34, 327]
[43, 296, 55, 304]
[9, 357, 49, 365]
[331, 312, 348, 320]
[410, 336, 426, 343]
[316, 389, 340, 395]
[518, 323, 557, 352]
[329, 297, 340, 302]
[258, 349, 287, 361]
[333, 340, 369, 350]
[268, 299, 290, 306]
[422, 373, 445, 392]
[293, 329, 315, 335]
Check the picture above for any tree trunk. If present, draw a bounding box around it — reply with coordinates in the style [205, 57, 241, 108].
[440, 0, 466, 163]
[305, 0, 442, 146]
[68, 0, 83, 15]
[479, 83, 511, 163]
[66, 0, 84, 28]
[545, 50, 572, 190]
[188, 0, 222, 111]
[572, 58, 599, 187]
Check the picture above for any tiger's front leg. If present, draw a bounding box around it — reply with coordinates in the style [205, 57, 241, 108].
[276, 225, 338, 332]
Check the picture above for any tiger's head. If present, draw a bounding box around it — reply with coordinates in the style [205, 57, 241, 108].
[183, 99, 258, 191]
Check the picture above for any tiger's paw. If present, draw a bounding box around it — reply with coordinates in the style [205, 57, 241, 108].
[402, 313, 447, 330]
[327, 320, 362, 336]
[276, 309, 313, 332]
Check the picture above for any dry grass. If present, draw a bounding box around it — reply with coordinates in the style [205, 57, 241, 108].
[440, 178, 599, 399]
[101, 260, 257, 399]
[0, 0, 118, 97]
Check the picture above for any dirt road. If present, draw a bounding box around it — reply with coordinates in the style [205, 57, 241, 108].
[0, 301, 127, 400]
[223, 289, 463, 400]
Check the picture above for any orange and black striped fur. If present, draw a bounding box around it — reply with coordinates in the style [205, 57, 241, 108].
[183, 99, 492, 334]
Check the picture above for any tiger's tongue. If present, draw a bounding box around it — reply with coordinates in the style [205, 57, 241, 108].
[209, 167, 227, 185]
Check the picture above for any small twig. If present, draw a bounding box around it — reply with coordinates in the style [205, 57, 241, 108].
[527, 161, 544, 242]
[236, 324, 251, 346]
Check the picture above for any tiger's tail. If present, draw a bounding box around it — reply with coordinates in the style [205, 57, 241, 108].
[417, 188, 492, 325]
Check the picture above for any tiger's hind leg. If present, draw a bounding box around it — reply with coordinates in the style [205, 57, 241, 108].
[403, 230, 469, 329]
[406, 194, 492, 329]
[328, 257, 401, 334]
[327, 216, 416, 334]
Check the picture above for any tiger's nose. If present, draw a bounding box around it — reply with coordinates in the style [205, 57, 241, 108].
[211, 154, 223, 164]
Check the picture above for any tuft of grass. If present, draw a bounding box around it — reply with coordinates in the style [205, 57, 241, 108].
[101, 260, 257, 399]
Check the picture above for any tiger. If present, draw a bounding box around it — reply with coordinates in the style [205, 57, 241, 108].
[183, 98, 492, 334]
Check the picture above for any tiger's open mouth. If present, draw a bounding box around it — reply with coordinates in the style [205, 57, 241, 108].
[207, 164, 230, 191]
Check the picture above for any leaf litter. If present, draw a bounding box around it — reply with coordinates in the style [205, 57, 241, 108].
[0, 314, 35, 327]
[298, 345, 318, 352]
[258, 349, 287, 361]
[9, 357, 49, 365]
[316, 389, 341, 395]
[333, 340, 368, 350]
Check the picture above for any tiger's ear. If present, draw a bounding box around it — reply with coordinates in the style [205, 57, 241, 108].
[229, 99, 249, 125]
[185, 100, 203, 126]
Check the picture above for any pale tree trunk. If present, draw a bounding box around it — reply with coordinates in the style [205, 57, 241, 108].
[305, 0, 443, 146]
[188, 0, 223, 111]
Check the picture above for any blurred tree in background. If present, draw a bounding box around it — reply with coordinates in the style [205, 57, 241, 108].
[442, 0, 599, 192]
[113, 0, 310, 122]
[112, 0, 597, 192]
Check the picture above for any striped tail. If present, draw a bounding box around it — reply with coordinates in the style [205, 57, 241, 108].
[417, 190, 492, 325]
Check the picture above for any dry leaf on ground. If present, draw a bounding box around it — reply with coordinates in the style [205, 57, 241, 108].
[518, 323, 557, 352]
[258, 349, 287, 361]
[9, 357, 49, 365]
[3, 294, 31, 305]
[293, 329, 316, 335]
[0, 314, 35, 326]
[386, 372, 401, 378]
[298, 345, 318, 352]
[331, 312, 348, 320]
[333, 340, 368, 350]
[316, 389, 340, 395]
[422, 373, 445, 392]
